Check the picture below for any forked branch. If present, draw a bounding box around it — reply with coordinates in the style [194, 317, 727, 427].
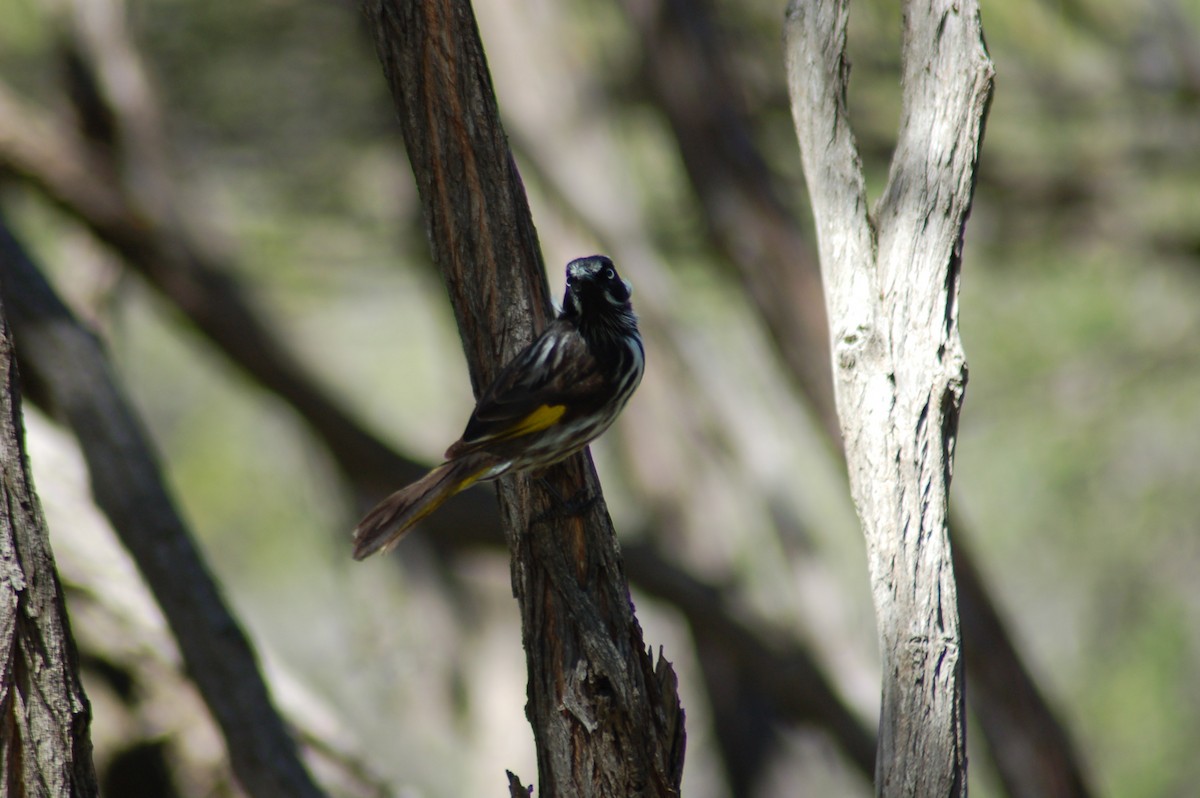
[785, 0, 993, 794]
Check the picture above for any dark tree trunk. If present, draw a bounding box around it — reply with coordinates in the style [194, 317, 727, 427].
[362, 0, 685, 794]
[0, 217, 325, 798]
[0, 224, 99, 798]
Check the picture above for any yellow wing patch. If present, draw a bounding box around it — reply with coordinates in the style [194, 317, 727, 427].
[453, 465, 492, 495]
[503, 404, 567, 438]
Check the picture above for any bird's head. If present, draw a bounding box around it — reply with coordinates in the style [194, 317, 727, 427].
[562, 255, 633, 319]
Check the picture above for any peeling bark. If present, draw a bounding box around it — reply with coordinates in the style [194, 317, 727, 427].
[785, 1, 993, 794]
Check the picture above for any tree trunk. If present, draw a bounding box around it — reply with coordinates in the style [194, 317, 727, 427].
[362, 1, 685, 795]
[0, 216, 325, 798]
[785, 0, 993, 795]
[0, 229, 99, 797]
[634, 3, 1091, 793]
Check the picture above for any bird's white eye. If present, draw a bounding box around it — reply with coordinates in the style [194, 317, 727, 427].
[603, 267, 615, 280]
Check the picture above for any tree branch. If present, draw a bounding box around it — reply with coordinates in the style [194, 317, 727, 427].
[786, 0, 993, 794]
[0, 79, 419, 499]
[363, 0, 684, 794]
[621, 541, 876, 780]
[0, 219, 98, 798]
[439, 514, 878, 783]
[621, 0, 838, 443]
[0, 215, 325, 798]
[954, 536, 1094, 797]
[630, 3, 1091, 795]
[628, 4, 1099, 792]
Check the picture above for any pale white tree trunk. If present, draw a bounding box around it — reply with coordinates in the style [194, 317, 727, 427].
[785, 1, 993, 795]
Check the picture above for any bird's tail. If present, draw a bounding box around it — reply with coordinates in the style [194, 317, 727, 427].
[353, 456, 495, 560]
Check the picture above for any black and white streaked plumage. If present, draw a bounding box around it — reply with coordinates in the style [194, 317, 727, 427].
[353, 255, 643, 560]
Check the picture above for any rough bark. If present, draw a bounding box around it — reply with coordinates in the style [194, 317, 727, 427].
[785, 1, 993, 795]
[362, 0, 685, 795]
[0, 231, 98, 798]
[632, 3, 1091, 795]
[0, 218, 325, 798]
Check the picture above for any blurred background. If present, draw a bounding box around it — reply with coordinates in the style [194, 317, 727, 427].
[2, 0, 1200, 795]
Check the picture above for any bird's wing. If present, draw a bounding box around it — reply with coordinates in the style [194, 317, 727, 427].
[447, 323, 604, 455]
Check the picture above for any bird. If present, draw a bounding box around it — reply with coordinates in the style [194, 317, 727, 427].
[352, 255, 644, 560]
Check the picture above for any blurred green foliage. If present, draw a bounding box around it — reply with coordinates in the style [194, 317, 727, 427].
[4, 0, 1200, 795]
